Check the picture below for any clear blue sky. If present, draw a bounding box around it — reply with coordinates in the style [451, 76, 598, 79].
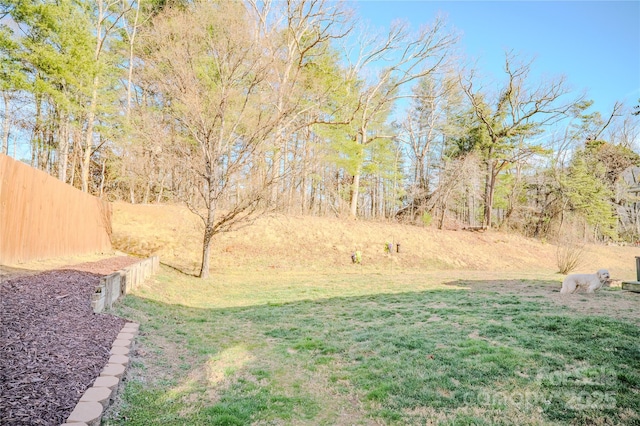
[352, 1, 640, 116]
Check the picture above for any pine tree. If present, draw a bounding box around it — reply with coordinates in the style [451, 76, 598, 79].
[563, 151, 617, 240]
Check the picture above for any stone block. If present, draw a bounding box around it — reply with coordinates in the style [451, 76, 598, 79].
[100, 363, 126, 378]
[117, 332, 135, 341]
[108, 354, 130, 366]
[109, 346, 129, 355]
[93, 375, 119, 391]
[112, 338, 132, 348]
[622, 281, 640, 293]
[66, 401, 103, 426]
[80, 387, 112, 408]
[121, 322, 139, 333]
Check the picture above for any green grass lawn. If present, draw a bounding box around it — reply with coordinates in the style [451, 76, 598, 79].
[104, 267, 640, 425]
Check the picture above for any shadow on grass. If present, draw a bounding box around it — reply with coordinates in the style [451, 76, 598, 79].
[159, 261, 199, 277]
[106, 281, 640, 426]
[442, 277, 563, 288]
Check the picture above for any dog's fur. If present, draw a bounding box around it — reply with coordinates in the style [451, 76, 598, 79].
[560, 269, 611, 294]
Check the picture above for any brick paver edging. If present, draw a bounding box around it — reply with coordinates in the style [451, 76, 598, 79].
[61, 322, 140, 426]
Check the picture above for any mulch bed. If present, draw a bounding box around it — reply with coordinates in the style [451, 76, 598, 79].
[0, 256, 140, 425]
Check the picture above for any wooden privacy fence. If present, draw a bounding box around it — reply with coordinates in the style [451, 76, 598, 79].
[0, 154, 112, 264]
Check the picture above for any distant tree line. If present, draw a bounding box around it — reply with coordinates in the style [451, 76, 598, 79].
[1, 0, 639, 276]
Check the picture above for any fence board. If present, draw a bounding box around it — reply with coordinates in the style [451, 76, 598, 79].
[0, 154, 111, 264]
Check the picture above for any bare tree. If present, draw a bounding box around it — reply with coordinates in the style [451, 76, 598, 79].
[429, 154, 478, 229]
[137, 0, 351, 278]
[608, 108, 640, 150]
[460, 51, 579, 228]
[342, 15, 457, 217]
[397, 71, 462, 220]
[137, 2, 273, 277]
[246, 0, 353, 210]
[121, 0, 145, 123]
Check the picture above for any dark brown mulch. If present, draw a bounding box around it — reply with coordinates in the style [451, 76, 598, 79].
[0, 256, 140, 426]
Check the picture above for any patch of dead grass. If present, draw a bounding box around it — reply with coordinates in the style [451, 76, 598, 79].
[111, 202, 640, 280]
[458, 279, 640, 326]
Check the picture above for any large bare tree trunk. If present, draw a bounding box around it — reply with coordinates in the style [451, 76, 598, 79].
[483, 159, 498, 229]
[350, 129, 367, 218]
[69, 133, 78, 187]
[199, 200, 216, 279]
[125, 0, 142, 122]
[58, 112, 69, 183]
[350, 170, 361, 217]
[199, 227, 213, 279]
[156, 175, 166, 203]
[2, 92, 10, 155]
[32, 93, 42, 168]
[99, 158, 106, 197]
[81, 80, 99, 193]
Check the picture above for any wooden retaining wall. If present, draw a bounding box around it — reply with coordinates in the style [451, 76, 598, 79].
[92, 256, 160, 313]
[0, 154, 112, 264]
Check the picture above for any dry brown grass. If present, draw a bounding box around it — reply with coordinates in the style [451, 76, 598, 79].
[556, 242, 585, 274]
[111, 202, 640, 281]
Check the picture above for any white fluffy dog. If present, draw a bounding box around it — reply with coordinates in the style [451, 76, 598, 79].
[560, 269, 611, 294]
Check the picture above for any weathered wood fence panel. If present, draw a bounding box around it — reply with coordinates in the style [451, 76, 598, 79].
[0, 154, 112, 264]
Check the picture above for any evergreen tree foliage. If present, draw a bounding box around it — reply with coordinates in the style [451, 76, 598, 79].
[563, 149, 617, 240]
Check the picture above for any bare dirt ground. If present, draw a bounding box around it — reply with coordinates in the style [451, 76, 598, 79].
[0, 256, 139, 426]
[450, 279, 640, 326]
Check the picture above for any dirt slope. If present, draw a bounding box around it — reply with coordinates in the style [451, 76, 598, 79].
[111, 202, 639, 281]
